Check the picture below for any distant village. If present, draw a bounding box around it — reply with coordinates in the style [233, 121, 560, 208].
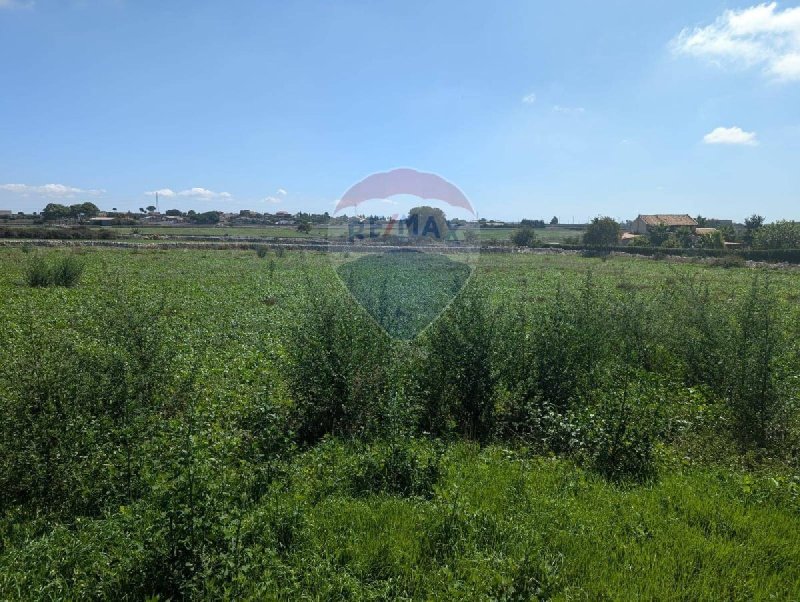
[1, 202, 794, 250]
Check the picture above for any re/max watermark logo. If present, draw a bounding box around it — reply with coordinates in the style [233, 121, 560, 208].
[347, 214, 467, 242]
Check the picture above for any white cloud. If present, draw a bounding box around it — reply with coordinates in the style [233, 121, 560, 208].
[672, 2, 800, 81]
[552, 105, 585, 114]
[145, 188, 177, 197]
[264, 196, 282, 204]
[522, 92, 537, 104]
[146, 187, 231, 199]
[703, 126, 759, 145]
[178, 187, 232, 199]
[277, 188, 287, 196]
[0, 183, 104, 197]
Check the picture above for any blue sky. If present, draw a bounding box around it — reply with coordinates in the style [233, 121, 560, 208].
[1, 0, 799, 221]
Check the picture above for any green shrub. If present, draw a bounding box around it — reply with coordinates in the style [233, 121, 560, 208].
[24, 255, 52, 287]
[729, 276, 785, 449]
[415, 285, 496, 441]
[0, 292, 176, 516]
[255, 245, 268, 258]
[51, 254, 83, 286]
[493, 273, 610, 450]
[511, 226, 537, 247]
[287, 274, 392, 444]
[23, 254, 83, 288]
[580, 368, 664, 482]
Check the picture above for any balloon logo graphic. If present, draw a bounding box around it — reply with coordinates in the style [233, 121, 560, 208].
[329, 168, 480, 340]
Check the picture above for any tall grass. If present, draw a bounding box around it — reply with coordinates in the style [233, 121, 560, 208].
[415, 285, 497, 441]
[286, 273, 393, 444]
[24, 253, 84, 287]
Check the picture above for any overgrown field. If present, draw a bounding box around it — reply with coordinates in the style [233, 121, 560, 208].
[1, 247, 798, 600]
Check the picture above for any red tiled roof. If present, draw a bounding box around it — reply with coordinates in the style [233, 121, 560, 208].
[636, 214, 698, 227]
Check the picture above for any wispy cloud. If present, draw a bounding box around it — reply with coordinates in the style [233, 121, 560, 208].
[703, 126, 759, 145]
[262, 188, 287, 204]
[552, 105, 585, 115]
[521, 92, 537, 104]
[145, 187, 232, 199]
[672, 2, 800, 82]
[145, 188, 176, 198]
[0, 0, 34, 9]
[0, 183, 104, 196]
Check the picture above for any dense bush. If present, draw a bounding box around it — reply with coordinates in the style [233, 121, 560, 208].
[753, 221, 800, 250]
[578, 368, 664, 482]
[583, 216, 620, 246]
[0, 292, 177, 516]
[24, 253, 84, 287]
[728, 276, 784, 449]
[415, 285, 497, 441]
[286, 274, 393, 444]
[494, 274, 609, 449]
[0, 226, 115, 239]
[510, 226, 537, 247]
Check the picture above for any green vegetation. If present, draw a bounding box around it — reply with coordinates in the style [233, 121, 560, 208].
[754, 220, 800, 249]
[24, 252, 84, 287]
[510, 226, 537, 247]
[583, 216, 621, 246]
[1, 248, 799, 599]
[336, 251, 472, 339]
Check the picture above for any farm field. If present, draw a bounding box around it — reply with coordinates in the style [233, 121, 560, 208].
[102, 225, 330, 239]
[1, 247, 799, 599]
[2, 223, 586, 244]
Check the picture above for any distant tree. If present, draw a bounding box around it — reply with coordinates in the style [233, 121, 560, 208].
[661, 234, 681, 248]
[67, 202, 100, 218]
[718, 224, 737, 242]
[647, 223, 670, 247]
[583, 217, 620, 246]
[676, 226, 694, 249]
[146, 205, 157, 213]
[745, 214, 765, 230]
[139, 208, 146, 214]
[550, 216, 559, 225]
[744, 214, 765, 246]
[520, 219, 545, 228]
[695, 215, 708, 227]
[511, 226, 537, 247]
[753, 221, 800, 249]
[408, 206, 448, 239]
[700, 230, 724, 249]
[41, 203, 71, 221]
[187, 211, 221, 224]
[296, 221, 313, 233]
[165, 209, 183, 217]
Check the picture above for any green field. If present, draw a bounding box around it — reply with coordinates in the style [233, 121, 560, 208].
[114, 225, 330, 238]
[1, 247, 798, 599]
[4, 223, 585, 244]
[128, 224, 584, 243]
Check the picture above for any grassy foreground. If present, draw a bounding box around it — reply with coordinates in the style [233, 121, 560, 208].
[0, 247, 798, 599]
[2, 441, 798, 599]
